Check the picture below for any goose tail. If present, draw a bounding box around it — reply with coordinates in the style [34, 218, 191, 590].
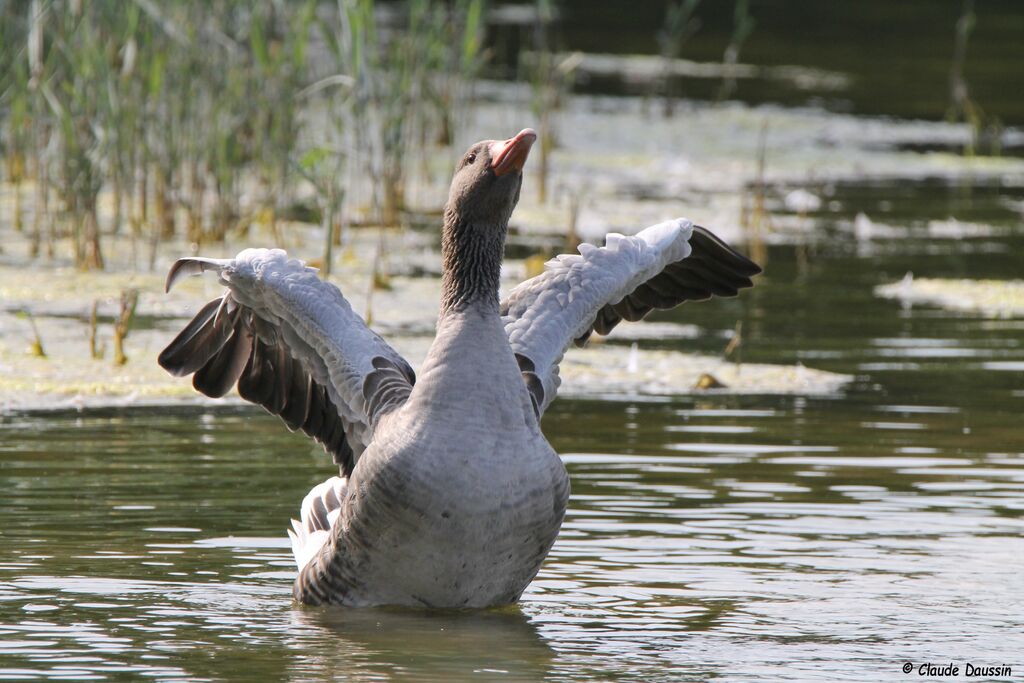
[287, 476, 348, 571]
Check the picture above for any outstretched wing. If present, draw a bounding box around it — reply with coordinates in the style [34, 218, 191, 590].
[158, 248, 415, 476]
[500, 219, 761, 415]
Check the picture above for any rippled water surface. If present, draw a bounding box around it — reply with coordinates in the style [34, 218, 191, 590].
[3, 176, 1024, 681]
[3, 0, 1024, 676]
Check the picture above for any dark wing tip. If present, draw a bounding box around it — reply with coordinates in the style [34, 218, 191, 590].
[691, 225, 763, 277]
[157, 298, 228, 376]
[581, 225, 759, 345]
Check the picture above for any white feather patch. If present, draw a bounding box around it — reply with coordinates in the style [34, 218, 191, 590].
[501, 218, 696, 413]
[288, 476, 348, 571]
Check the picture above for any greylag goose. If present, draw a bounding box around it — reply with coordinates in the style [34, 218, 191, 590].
[158, 128, 761, 608]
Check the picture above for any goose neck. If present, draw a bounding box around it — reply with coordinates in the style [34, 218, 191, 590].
[439, 213, 506, 316]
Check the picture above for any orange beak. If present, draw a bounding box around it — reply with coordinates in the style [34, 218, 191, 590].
[489, 128, 537, 177]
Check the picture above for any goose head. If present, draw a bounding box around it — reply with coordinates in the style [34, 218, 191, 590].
[445, 128, 537, 227]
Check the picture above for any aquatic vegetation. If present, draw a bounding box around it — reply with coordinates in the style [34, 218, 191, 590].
[739, 122, 770, 265]
[877, 276, 1024, 318]
[0, 1, 311, 267]
[556, 344, 851, 398]
[294, 145, 347, 277]
[0, 0, 493, 270]
[315, 0, 492, 228]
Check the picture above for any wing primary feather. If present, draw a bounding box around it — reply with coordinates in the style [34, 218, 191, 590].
[280, 369, 312, 431]
[158, 298, 234, 377]
[626, 282, 678, 311]
[238, 337, 275, 406]
[592, 306, 622, 336]
[676, 261, 743, 296]
[192, 320, 253, 398]
[611, 295, 649, 322]
[660, 266, 714, 300]
[263, 344, 289, 415]
[301, 384, 328, 437]
[691, 226, 762, 276]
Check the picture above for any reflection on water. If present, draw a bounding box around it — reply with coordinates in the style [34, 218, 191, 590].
[2, 177, 1024, 681]
[291, 608, 553, 681]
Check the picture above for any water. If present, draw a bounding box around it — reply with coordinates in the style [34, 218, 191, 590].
[5, 2, 1024, 674]
[2, 175, 1023, 681]
[554, 0, 1024, 127]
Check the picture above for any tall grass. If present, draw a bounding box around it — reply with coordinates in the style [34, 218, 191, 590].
[0, 0, 492, 271]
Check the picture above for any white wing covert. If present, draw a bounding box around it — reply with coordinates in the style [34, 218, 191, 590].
[159, 249, 414, 475]
[500, 219, 761, 416]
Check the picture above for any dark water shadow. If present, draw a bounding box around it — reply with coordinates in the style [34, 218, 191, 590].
[285, 603, 555, 681]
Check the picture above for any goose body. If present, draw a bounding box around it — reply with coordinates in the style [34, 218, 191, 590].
[159, 129, 760, 607]
[298, 309, 568, 607]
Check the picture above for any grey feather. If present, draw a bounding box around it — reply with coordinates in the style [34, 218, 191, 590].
[158, 298, 234, 377]
[158, 249, 416, 476]
[501, 219, 760, 414]
[192, 323, 253, 398]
